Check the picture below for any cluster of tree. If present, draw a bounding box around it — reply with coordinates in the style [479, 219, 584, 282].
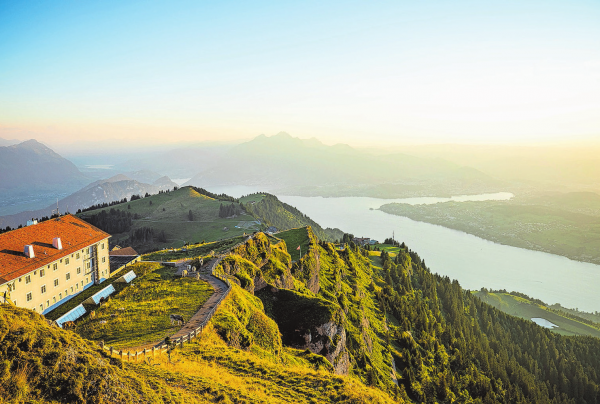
[373, 247, 600, 403]
[129, 226, 155, 243]
[192, 186, 237, 202]
[218, 203, 243, 218]
[82, 208, 133, 234]
[77, 198, 128, 214]
[129, 194, 142, 201]
[157, 230, 167, 242]
[383, 238, 404, 248]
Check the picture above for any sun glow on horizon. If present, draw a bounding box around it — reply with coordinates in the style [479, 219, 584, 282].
[1, 0, 599, 148]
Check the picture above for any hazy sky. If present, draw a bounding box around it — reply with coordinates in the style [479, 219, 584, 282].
[1, 0, 599, 147]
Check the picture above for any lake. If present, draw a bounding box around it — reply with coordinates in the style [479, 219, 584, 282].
[209, 186, 600, 312]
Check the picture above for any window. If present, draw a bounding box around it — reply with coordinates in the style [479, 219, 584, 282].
[101, 243, 105, 249]
[40, 268, 45, 277]
[41, 285, 46, 294]
[64, 289, 68, 296]
[75, 284, 79, 291]
[66, 272, 71, 281]
[65, 258, 70, 265]
[26, 292, 32, 302]
[102, 257, 106, 263]
[76, 253, 80, 259]
[70, 287, 73, 293]
[87, 263, 90, 269]
[46, 300, 49, 307]
[53, 297, 56, 303]
[60, 259, 63, 263]
[54, 279, 59, 287]
[85, 277, 89, 284]
[53, 263, 58, 271]
[25, 275, 31, 284]
[81, 280, 84, 287]
[77, 267, 81, 274]
[40, 304, 43, 311]
[59, 293, 62, 299]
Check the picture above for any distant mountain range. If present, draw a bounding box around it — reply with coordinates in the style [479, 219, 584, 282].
[0, 139, 90, 215]
[184, 132, 505, 197]
[0, 174, 178, 229]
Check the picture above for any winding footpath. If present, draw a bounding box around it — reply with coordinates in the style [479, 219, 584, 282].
[98, 236, 253, 361]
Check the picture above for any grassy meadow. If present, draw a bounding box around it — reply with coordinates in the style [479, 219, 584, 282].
[79, 187, 259, 251]
[76, 263, 213, 349]
[275, 227, 311, 261]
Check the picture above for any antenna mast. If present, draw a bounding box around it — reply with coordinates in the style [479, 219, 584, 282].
[52, 199, 60, 217]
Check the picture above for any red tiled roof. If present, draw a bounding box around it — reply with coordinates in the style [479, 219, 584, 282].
[0, 215, 110, 284]
[108, 247, 138, 256]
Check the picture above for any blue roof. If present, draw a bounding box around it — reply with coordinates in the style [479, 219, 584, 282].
[89, 284, 116, 304]
[121, 270, 136, 283]
[56, 304, 86, 327]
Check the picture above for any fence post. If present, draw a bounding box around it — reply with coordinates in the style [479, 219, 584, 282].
[119, 350, 123, 361]
[127, 351, 131, 362]
[152, 346, 156, 359]
[110, 346, 114, 357]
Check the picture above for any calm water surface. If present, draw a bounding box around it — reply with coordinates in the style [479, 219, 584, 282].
[208, 186, 600, 312]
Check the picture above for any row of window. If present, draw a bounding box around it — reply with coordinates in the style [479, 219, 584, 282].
[25, 278, 91, 309]
[8, 242, 107, 292]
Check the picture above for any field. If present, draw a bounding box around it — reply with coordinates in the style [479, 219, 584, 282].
[474, 291, 600, 338]
[79, 187, 259, 251]
[76, 263, 213, 348]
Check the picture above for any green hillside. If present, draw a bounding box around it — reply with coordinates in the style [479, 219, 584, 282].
[7, 225, 600, 403]
[208, 228, 600, 403]
[77, 187, 258, 252]
[240, 193, 343, 241]
[77, 187, 343, 253]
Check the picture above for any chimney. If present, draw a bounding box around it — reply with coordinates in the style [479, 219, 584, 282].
[24, 245, 35, 258]
[52, 237, 63, 250]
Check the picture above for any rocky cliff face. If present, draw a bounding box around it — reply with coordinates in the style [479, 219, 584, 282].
[299, 320, 350, 375]
[257, 286, 351, 375]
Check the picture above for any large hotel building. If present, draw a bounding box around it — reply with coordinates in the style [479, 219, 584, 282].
[0, 215, 110, 314]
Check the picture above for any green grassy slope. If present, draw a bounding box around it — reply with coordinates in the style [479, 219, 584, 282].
[76, 263, 213, 348]
[241, 193, 344, 241]
[474, 291, 600, 338]
[78, 187, 257, 252]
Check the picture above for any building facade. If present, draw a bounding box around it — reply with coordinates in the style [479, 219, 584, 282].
[0, 215, 110, 314]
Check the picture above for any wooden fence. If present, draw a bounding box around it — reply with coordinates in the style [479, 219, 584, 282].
[96, 235, 259, 361]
